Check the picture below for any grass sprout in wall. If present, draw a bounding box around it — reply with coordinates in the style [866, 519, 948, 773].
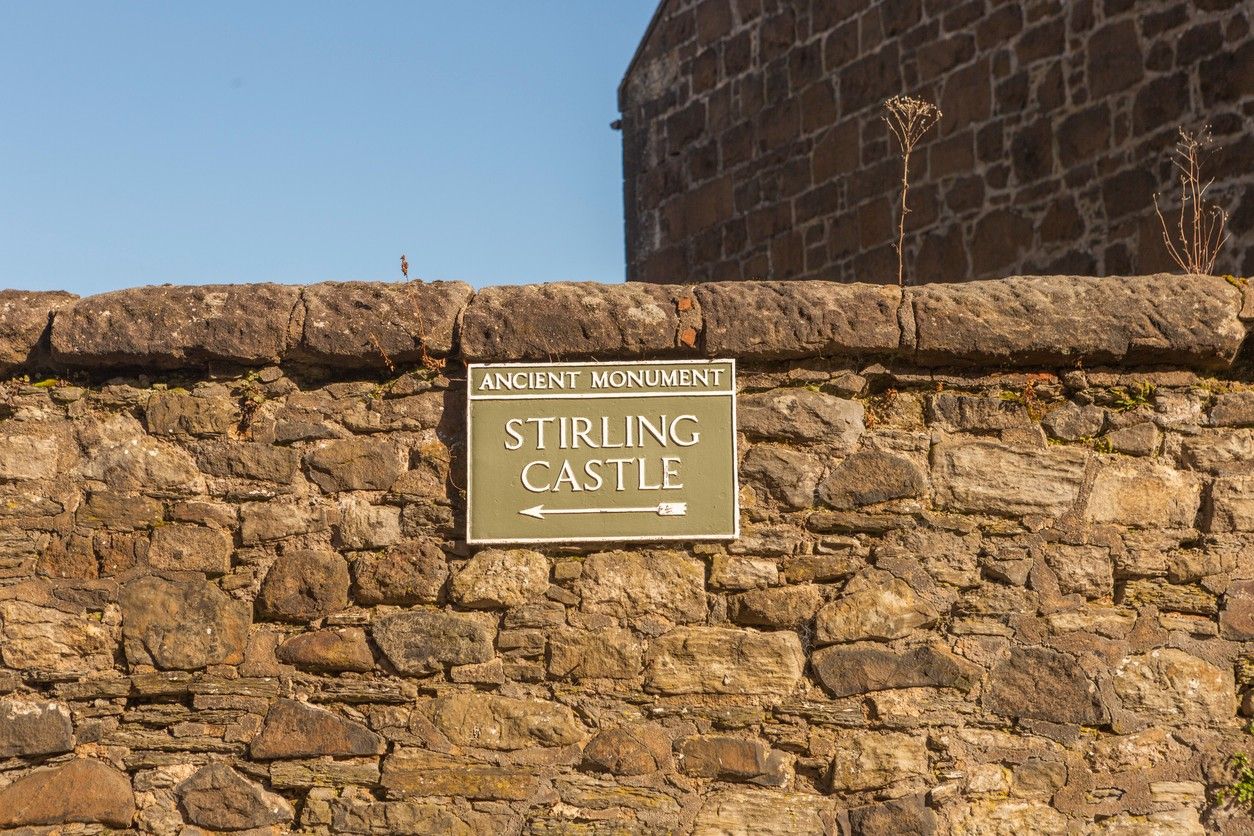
[1153, 127, 1231, 276]
[883, 95, 941, 288]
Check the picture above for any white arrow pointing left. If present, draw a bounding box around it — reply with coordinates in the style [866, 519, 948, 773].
[519, 502, 687, 520]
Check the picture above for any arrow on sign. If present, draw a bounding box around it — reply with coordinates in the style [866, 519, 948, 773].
[519, 502, 688, 520]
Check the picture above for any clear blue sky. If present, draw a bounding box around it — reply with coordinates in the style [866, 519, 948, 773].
[0, 2, 659, 295]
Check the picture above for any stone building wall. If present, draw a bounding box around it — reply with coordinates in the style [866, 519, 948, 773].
[0, 273, 1251, 832]
[618, 0, 1253, 284]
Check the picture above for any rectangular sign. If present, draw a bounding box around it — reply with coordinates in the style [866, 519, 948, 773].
[466, 359, 738, 544]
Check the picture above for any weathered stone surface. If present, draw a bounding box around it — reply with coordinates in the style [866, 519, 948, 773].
[727, 583, 823, 628]
[848, 795, 936, 836]
[678, 735, 789, 786]
[1221, 579, 1254, 641]
[239, 500, 327, 544]
[1042, 402, 1105, 440]
[909, 274, 1245, 369]
[121, 575, 250, 670]
[78, 414, 205, 496]
[1045, 544, 1113, 600]
[51, 283, 300, 368]
[0, 588, 117, 673]
[276, 627, 374, 672]
[581, 723, 671, 775]
[0, 698, 74, 757]
[578, 550, 705, 623]
[819, 450, 925, 509]
[741, 444, 821, 508]
[810, 644, 978, 698]
[145, 392, 237, 437]
[738, 389, 864, 447]
[1210, 391, 1254, 427]
[196, 440, 300, 483]
[461, 282, 691, 361]
[548, 627, 643, 679]
[830, 732, 928, 792]
[645, 627, 805, 696]
[1207, 475, 1254, 532]
[257, 550, 350, 622]
[985, 647, 1104, 725]
[1123, 579, 1217, 615]
[1086, 462, 1201, 527]
[932, 439, 1087, 516]
[330, 799, 484, 835]
[0, 289, 76, 372]
[352, 539, 448, 606]
[1105, 421, 1160, 456]
[175, 763, 293, 830]
[148, 524, 233, 575]
[0, 759, 135, 828]
[696, 281, 901, 360]
[335, 498, 402, 549]
[1112, 649, 1235, 729]
[815, 571, 938, 643]
[373, 610, 495, 674]
[381, 749, 540, 800]
[306, 438, 404, 492]
[692, 788, 829, 836]
[251, 699, 384, 759]
[294, 280, 471, 366]
[451, 548, 549, 608]
[0, 434, 62, 481]
[927, 393, 1031, 432]
[425, 693, 585, 750]
[709, 555, 779, 590]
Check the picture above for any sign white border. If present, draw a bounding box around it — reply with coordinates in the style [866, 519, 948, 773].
[465, 358, 740, 545]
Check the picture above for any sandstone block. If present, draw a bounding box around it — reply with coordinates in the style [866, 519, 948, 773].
[1105, 422, 1160, 456]
[985, 646, 1104, 725]
[709, 555, 779, 590]
[451, 548, 549, 608]
[373, 610, 496, 674]
[548, 627, 643, 679]
[0, 289, 76, 373]
[352, 539, 448, 606]
[645, 626, 804, 697]
[1112, 648, 1235, 730]
[0, 591, 117, 673]
[78, 414, 205, 496]
[932, 439, 1087, 516]
[737, 389, 864, 447]
[306, 438, 404, 492]
[909, 274, 1245, 369]
[0, 760, 132, 828]
[0, 698, 74, 757]
[145, 392, 237, 437]
[1042, 402, 1105, 441]
[0, 434, 61, 481]
[678, 735, 790, 786]
[578, 550, 705, 623]
[175, 763, 293, 830]
[239, 500, 327, 544]
[695, 281, 901, 360]
[1045, 544, 1113, 599]
[810, 644, 978, 697]
[257, 550, 350, 622]
[381, 749, 540, 800]
[818, 450, 925, 509]
[815, 571, 937, 643]
[51, 283, 300, 368]
[692, 787, 830, 836]
[120, 575, 249, 670]
[294, 280, 470, 367]
[1207, 476, 1254, 532]
[1221, 579, 1254, 641]
[251, 699, 384, 759]
[848, 795, 936, 836]
[148, 524, 233, 575]
[335, 499, 402, 550]
[830, 732, 928, 792]
[1086, 462, 1201, 527]
[741, 444, 821, 509]
[1210, 391, 1254, 427]
[461, 282, 691, 361]
[728, 583, 823, 628]
[581, 723, 671, 775]
[1123, 579, 1217, 615]
[196, 441, 300, 482]
[425, 692, 585, 750]
[277, 627, 374, 672]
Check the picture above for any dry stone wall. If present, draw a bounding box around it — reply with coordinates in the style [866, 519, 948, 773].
[0, 273, 1252, 833]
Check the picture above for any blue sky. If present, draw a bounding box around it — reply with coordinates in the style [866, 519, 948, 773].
[0, 2, 659, 294]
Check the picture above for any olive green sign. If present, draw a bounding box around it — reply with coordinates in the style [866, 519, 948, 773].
[466, 360, 738, 544]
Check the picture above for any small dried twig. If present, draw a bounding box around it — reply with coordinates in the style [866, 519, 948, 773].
[400, 254, 409, 279]
[883, 95, 942, 287]
[1153, 126, 1230, 276]
[368, 333, 396, 374]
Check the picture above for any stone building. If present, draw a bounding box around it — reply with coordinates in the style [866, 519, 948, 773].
[618, 0, 1253, 283]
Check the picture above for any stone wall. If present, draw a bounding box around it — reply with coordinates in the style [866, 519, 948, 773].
[618, 0, 1254, 283]
[0, 273, 1252, 833]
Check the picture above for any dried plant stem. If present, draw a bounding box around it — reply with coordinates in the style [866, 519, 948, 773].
[883, 95, 941, 287]
[1153, 126, 1230, 275]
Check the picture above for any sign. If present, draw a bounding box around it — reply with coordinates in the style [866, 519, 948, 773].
[466, 359, 739, 544]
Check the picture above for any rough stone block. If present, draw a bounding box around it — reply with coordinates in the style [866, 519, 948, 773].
[909, 274, 1245, 369]
[695, 281, 901, 359]
[815, 571, 937, 643]
[1086, 462, 1201, 528]
[175, 763, 293, 830]
[50, 283, 301, 369]
[251, 699, 384, 759]
[984, 646, 1104, 725]
[1111, 648, 1235, 731]
[738, 388, 864, 447]
[352, 539, 448, 606]
[257, 550, 350, 622]
[373, 610, 496, 674]
[810, 643, 978, 697]
[120, 575, 250, 670]
[381, 749, 541, 800]
[0, 698, 74, 757]
[645, 626, 804, 697]
[148, 524, 233, 575]
[293, 279, 471, 367]
[581, 723, 671, 775]
[1207, 476, 1254, 532]
[578, 550, 705, 623]
[451, 548, 549, 608]
[424, 692, 585, 750]
[548, 627, 643, 679]
[460, 282, 695, 361]
[0, 759, 135, 828]
[0, 289, 76, 373]
[932, 439, 1087, 516]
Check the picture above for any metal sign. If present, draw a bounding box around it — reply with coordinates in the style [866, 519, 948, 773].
[466, 359, 739, 544]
